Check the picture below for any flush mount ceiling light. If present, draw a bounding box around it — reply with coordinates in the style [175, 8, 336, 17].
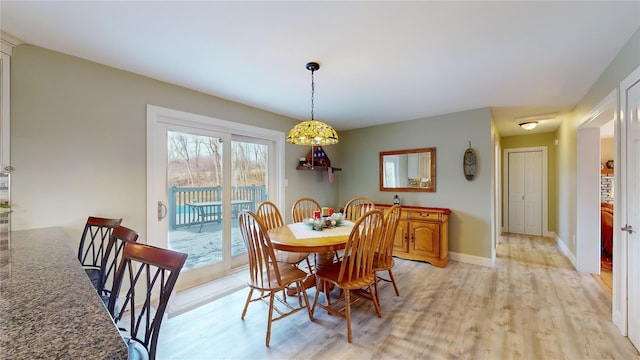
[516, 113, 556, 131]
[519, 121, 538, 131]
[287, 62, 339, 147]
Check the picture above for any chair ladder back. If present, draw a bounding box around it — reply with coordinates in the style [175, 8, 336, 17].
[98, 225, 139, 298]
[109, 242, 187, 360]
[239, 211, 282, 289]
[292, 197, 321, 222]
[338, 209, 384, 284]
[78, 216, 122, 267]
[256, 201, 284, 231]
[378, 205, 402, 261]
[343, 197, 375, 222]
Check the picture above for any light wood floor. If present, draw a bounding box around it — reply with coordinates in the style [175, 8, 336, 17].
[595, 265, 613, 295]
[156, 234, 639, 359]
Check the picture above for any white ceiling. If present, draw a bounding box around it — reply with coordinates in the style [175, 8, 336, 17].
[1, 1, 638, 136]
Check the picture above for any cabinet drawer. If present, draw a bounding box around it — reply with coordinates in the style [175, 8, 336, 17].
[409, 210, 442, 221]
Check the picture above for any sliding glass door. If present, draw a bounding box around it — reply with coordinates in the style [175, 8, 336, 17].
[147, 105, 283, 290]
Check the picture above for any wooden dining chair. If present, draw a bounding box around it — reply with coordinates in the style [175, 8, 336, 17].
[238, 210, 313, 347]
[98, 225, 139, 308]
[336, 197, 375, 262]
[77, 216, 123, 289]
[311, 209, 384, 343]
[291, 197, 321, 268]
[291, 197, 321, 222]
[256, 201, 312, 271]
[343, 196, 375, 221]
[107, 242, 187, 360]
[256, 201, 285, 230]
[373, 205, 402, 305]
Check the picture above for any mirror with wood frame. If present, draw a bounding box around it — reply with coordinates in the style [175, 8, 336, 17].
[379, 148, 436, 192]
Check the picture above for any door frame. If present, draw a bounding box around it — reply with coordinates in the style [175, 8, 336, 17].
[576, 90, 621, 327]
[503, 146, 548, 236]
[576, 126, 602, 274]
[145, 104, 286, 281]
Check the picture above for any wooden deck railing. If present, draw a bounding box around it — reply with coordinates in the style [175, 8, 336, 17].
[168, 185, 267, 229]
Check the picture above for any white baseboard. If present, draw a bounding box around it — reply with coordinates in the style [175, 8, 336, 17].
[554, 233, 577, 268]
[450, 251, 494, 267]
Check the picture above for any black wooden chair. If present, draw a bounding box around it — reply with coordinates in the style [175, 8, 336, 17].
[97, 225, 139, 308]
[77, 216, 122, 289]
[107, 242, 187, 360]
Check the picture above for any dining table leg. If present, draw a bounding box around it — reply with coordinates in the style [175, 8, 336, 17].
[286, 251, 336, 296]
[314, 251, 336, 293]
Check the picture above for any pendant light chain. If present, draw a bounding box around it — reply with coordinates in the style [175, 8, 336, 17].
[310, 68, 315, 121]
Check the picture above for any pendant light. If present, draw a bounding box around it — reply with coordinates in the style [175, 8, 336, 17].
[287, 62, 338, 168]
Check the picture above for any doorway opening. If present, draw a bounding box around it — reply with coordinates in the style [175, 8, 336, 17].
[576, 92, 615, 279]
[599, 120, 615, 295]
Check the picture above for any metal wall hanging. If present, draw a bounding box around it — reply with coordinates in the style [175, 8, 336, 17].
[463, 141, 476, 181]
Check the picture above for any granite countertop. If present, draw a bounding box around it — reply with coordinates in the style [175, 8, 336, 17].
[0, 227, 128, 359]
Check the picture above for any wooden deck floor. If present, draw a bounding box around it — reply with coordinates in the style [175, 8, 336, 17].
[168, 221, 246, 270]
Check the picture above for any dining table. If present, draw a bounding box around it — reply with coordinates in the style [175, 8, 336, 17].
[268, 220, 355, 290]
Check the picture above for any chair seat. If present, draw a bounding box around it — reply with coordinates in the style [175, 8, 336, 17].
[275, 250, 310, 265]
[247, 264, 308, 291]
[315, 261, 376, 290]
[84, 267, 101, 289]
[372, 253, 394, 271]
[120, 332, 150, 360]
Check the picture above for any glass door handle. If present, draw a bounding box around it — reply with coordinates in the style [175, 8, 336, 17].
[158, 201, 167, 221]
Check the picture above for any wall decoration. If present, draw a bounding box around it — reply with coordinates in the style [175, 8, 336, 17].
[463, 141, 476, 181]
[305, 146, 331, 167]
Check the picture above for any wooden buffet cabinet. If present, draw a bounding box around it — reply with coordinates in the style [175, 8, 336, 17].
[376, 204, 451, 268]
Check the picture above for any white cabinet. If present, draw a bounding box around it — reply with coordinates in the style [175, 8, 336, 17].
[0, 50, 10, 171]
[1, 32, 18, 173]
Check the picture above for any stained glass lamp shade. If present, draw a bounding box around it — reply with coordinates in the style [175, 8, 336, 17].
[287, 120, 339, 146]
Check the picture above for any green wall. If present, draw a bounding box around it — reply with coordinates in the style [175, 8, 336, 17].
[9, 44, 339, 240]
[337, 108, 495, 260]
[556, 27, 639, 256]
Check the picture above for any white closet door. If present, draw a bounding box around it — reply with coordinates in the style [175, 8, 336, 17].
[508, 152, 526, 234]
[523, 151, 542, 236]
[508, 150, 543, 236]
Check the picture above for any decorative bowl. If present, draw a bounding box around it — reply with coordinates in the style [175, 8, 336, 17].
[303, 217, 338, 231]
